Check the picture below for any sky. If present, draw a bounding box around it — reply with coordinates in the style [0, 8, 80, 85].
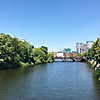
[0, 0, 100, 52]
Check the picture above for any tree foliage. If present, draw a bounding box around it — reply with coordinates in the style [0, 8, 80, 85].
[0, 33, 54, 69]
[80, 37, 100, 62]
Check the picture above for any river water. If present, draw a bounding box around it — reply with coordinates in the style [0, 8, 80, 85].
[0, 62, 100, 100]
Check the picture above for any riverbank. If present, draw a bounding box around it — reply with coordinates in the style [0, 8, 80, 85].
[87, 59, 100, 81]
[0, 60, 54, 70]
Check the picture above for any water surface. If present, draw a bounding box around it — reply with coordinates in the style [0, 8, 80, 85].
[0, 62, 100, 100]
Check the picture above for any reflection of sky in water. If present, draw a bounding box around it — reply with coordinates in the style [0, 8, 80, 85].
[55, 59, 73, 62]
[66, 59, 73, 61]
[55, 59, 63, 61]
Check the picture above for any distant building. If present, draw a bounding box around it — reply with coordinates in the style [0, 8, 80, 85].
[76, 41, 93, 54]
[57, 51, 63, 57]
[86, 41, 93, 52]
[76, 43, 82, 54]
[53, 48, 77, 58]
[63, 48, 72, 57]
[52, 51, 57, 57]
[81, 43, 87, 54]
[71, 50, 77, 57]
[63, 48, 77, 57]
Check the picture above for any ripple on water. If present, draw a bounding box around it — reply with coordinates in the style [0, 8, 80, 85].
[0, 62, 100, 100]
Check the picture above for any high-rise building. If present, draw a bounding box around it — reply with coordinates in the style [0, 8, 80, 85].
[81, 44, 87, 54]
[86, 41, 93, 52]
[76, 43, 82, 54]
[76, 41, 93, 54]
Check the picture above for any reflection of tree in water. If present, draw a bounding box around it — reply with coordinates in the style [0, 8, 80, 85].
[92, 71, 100, 99]
[87, 64, 100, 100]
[0, 67, 34, 86]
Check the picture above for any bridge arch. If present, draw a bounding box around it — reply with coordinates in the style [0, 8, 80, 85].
[54, 57, 77, 62]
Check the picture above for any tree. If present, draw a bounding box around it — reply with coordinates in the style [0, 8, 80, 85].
[47, 52, 54, 62]
[95, 40, 100, 62]
[34, 48, 46, 63]
[40, 46, 48, 54]
[0, 33, 54, 69]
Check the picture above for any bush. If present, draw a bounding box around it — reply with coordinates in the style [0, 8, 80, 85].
[25, 62, 30, 66]
[34, 57, 39, 61]
[35, 59, 42, 64]
[0, 59, 4, 63]
[98, 77, 100, 81]
[31, 62, 34, 66]
[19, 61, 26, 67]
[19, 62, 31, 67]
[46, 57, 53, 63]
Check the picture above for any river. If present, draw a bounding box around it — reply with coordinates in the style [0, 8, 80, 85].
[0, 62, 100, 100]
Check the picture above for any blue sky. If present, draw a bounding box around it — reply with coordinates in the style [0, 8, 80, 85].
[0, 0, 100, 52]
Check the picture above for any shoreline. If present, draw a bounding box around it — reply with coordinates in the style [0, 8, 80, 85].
[87, 59, 100, 81]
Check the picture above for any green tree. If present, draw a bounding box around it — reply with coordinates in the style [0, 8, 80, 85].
[95, 41, 100, 62]
[0, 33, 54, 69]
[40, 46, 48, 54]
[34, 48, 46, 63]
[47, 52, 54, 62]
[88, 38, 100, 59]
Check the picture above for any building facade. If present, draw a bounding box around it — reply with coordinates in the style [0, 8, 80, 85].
[76, 41, 93, 54]
[81, 44, 87, 54]
[76, 43, 82, 54]
[56, 51, 63, 57]
[52, 51, 63, 57]
[53, 48, 77, 58]
[71, 50, 77, 56]
[86, 41, 93, 52]
[63, 48, 72, 57]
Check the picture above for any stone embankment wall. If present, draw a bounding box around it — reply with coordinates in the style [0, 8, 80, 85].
[87, 59, 100, 81]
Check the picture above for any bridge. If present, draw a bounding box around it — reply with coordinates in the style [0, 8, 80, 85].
[54, 57, 87, 62]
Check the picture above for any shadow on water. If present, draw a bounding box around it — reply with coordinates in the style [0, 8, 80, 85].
[0, 63, 48, 86]
[0, 66, 34, 86]
[86, 63, 100, 100]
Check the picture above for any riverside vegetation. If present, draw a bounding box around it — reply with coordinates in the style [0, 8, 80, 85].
[72, 38, 100, 81]
[0, 33, 54, 69]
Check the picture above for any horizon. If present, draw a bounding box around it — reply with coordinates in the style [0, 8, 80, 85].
[0, 32, 97, 52]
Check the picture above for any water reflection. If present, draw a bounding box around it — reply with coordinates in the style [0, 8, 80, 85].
[0, 62, 100, 100]
[66, 59, 73, 62]
[55, 59, 63, 61]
